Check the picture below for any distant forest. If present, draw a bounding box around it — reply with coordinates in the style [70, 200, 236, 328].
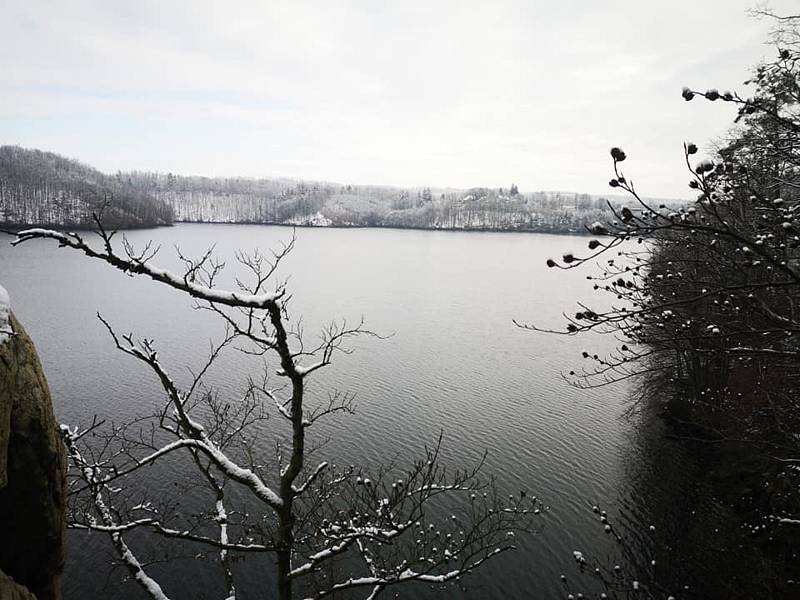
[0, 145, 673, 232]
[0, 146, 173, 228]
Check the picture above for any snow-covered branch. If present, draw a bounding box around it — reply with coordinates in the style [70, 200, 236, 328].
[310, 547, 509, 598]
[61, 426, 171, 600]
[18, 221, 538, 599]
[13, 228, 282, 309]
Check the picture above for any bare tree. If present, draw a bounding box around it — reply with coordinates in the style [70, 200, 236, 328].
[520, 16, 800, 398]
[518, 15, 800, 541]
[12, 219, 540, 600]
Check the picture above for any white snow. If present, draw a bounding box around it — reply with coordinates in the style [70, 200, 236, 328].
[141, 264, 279, 307]
[0, 284, 11, 345]
[284, 211, 333, 227]
[184, 437, 284, 509]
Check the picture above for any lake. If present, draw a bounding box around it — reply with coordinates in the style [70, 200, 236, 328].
[0, 224, 696, 599]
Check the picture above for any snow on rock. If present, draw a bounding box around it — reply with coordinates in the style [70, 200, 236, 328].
[283, 211, 333, 227]
[0, 285, 11, 345]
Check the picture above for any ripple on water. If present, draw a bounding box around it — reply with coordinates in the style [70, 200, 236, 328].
[1, 225, 641, 599]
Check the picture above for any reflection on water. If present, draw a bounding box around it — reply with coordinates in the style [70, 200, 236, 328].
[0, 224, 760, 599]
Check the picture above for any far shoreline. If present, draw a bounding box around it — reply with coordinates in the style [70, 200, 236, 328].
[1, 220, 595, 237]
[173, 220, 595, 236]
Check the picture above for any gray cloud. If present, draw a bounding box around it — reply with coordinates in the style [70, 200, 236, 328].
[1, 0, 796, 197]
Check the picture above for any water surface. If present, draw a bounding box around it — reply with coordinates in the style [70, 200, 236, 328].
[1, 224, 650, 599]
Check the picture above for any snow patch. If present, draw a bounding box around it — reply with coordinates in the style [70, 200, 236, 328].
[283, 211, 333, 227]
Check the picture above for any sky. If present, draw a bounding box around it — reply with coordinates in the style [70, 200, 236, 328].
[1, 0, 797, 199]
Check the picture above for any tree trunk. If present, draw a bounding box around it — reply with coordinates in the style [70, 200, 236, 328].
[276, 508, 295, 600]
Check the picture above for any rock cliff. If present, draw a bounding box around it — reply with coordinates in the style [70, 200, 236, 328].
[0, 306, 67, 600]
[0, 569, 37, 600]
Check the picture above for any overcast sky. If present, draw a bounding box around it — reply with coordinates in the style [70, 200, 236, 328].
[1, 1, 797, 198]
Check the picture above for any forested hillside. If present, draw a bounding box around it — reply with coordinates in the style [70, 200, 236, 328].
[0, 146, 173, 229]
[126, 170, 625, 233]
[1, 145, 674, 233]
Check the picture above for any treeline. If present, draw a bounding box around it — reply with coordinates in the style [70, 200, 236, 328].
[0, 146, 173, 229]
[125, 170, 622, 233]
[1, 145, 672, 234]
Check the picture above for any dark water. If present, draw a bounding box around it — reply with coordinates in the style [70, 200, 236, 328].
[0, 224, 709, 599]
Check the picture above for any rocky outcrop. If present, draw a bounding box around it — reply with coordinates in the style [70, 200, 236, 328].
[0, 311, 67, 600]
[0, 569, 37, 600]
